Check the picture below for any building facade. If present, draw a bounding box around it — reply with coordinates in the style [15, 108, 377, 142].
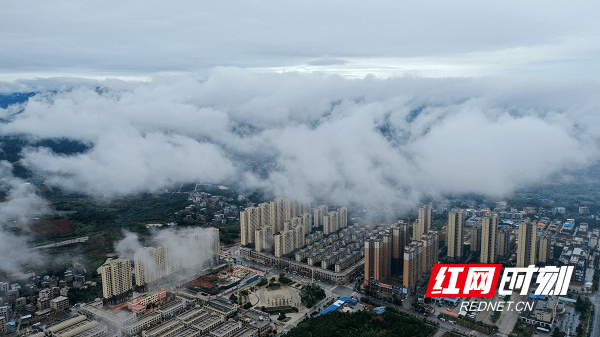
[100, 259, 132, 302]
[447, 209, 464, 261]
[480, 213, 498, 264]
[517, 219, 538, 267]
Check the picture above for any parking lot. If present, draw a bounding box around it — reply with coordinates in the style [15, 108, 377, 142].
[557, 304, 580, 336]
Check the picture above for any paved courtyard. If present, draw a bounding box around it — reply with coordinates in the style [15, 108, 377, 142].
[257, 286, 302, 308]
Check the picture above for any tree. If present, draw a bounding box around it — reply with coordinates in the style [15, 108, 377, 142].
[301, 284, 326, 308]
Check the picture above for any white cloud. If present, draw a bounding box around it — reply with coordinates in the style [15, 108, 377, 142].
[1, 1, 599, 78]
[0, 162, 48, 274]
[2, 70, 598, 210]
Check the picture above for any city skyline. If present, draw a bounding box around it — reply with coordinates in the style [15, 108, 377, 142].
[1, 2, 600, 336]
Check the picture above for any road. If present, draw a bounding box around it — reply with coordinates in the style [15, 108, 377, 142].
[591, 292, 600, 337]
[231, 245, 486, 337]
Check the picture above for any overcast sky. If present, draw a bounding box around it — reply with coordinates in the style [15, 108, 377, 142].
[2, 0, 600, 79]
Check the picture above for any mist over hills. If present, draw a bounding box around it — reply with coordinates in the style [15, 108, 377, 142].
[1, 70, 599, 210]
[0, 70, 599, 276]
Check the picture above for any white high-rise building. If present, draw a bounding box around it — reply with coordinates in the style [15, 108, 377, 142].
[517, 219, 537, 267]
[134, 246, 173, 287]
[414, 205, 432, 241]
[100, 259, 132, 301]
[447, 209, 464, 261]
[480, 213, 498, 264]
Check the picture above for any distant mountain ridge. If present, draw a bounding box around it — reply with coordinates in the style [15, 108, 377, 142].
[0, 92, 36, 109]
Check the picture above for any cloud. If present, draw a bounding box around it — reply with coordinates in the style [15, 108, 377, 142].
[114, 228, 218, 281]
[0, 233, 43, 275]
[1, 69, 598, 212]
[0, 161, 48, 274]
[1, 1, 600, 78]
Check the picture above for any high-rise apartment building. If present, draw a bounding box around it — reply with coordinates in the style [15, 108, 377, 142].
[517, 219, 537, 267]
[537, 233, 552, 265]
[421, 230, 439, 272]
[373, 239, 383, 280]
[414, 205, 432, 241]
[382, 233, 392, 279]
[339, 207, 348, 230]
[364, 238, 385, 281]
[403, 241, 424, 291]
[240, 210, 248, 245]
[364, 231, 395, 282]
[363, 222, 411, 281]
[259, 203, 270, 229]
[255, 227, 274, 253]
[243, 198, 346, 258]
[391, 221, 408, 275]
[469, 224, 481, 253]
[496, 226, 512, 259]
[134, 246, 173, 287]
[326, 211, 340, 234]
[270, 198, 285, 232]
[480, 213, 498, 264]
[100, 259, 132, 301]
[240, 206, 260, 245]
[284, 199, 309, 220]
[364, 240, 373, 281]
[447, 209, 464, 261]
[314, 205, 328, 229]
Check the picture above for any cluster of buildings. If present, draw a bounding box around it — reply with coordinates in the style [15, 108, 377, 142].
[364, 202, 600, 296]
[442, 203, 600, 299]
[29, 291, 271, 337]
[295, 224, 381, 272]
[445, 209, 558, 268]
[182, 187, 243, 225]
[240, 221, 372, 283]
[363, 205, 439, 292]
[0, 264, 90, 334]
[240, 198, 347, 258]
[447, 209, 514, 263]
[100, 229, 220, 304]
[239, 199, 367, 283]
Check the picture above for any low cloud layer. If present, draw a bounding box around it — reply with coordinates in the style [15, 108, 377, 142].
[1, 69, 599, 213]
[115, 228, 218, 281]
[0, 161, 48, 274]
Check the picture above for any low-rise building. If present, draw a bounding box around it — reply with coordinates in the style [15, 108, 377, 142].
[519, 298, 558, 328]
[44, 315, 106, 337]
[176, 308, 210, 327]
[205, 301, 237, 318]
[122, 312, 162, 336]
[157, 300, 185, 319]
[192, 315, 225, 334]
[142, 319, 185, 337]
[209, 320, 242, 337]
[50, 296, 70, 312]
[238, 309, 271, 335]
[175, 327, 204, 337]
[16, 297, 27, 311]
